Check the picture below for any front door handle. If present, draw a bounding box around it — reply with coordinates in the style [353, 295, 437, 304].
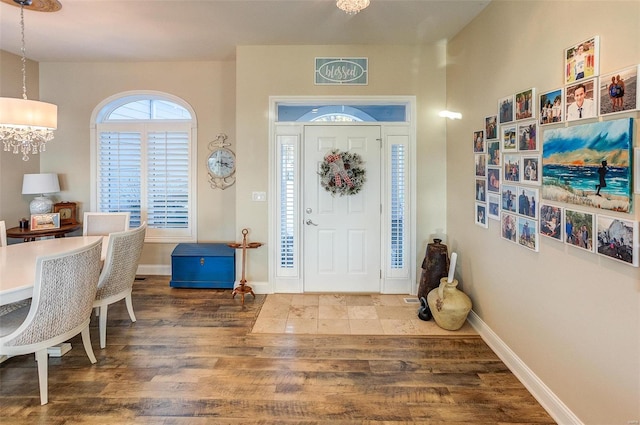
[305, 219, 318, 226]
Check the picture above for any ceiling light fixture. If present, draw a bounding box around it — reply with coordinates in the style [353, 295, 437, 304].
[336, 0, 370, 15]
[0, 0, 60, 161]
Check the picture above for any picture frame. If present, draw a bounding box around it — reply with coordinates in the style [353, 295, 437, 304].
[520, 155, 541, 185]
[565, 78, 597, 121]
[501, 212, 517, 243]
[517, 120, 538, 152]
[487, 193, 500, 221]
[636, 147, 640, 194]
[52, 201, 78, 226]
[517, 216, 539, 252]
[564, 209, 594, 252]
[475, 178, 487, 202]
[542, 118, 634, 213]
[540, 204, 563, 241]
[498, 95, 514, 124]
[475, 202, 488, 228]
[501, 125, 517, 152]
[539, 88, 564, 125]
[503, 154, 520, 183]
[487, 167, 501, 193]
[485, 115, 498, 140]
[30, 213, 61, 230]
[599, 65, 639, 116]
[487, 140, 501, 166]
[596, 214, 639, 267]
[501, 184, 517, 213]
[564, 36, 599, 84]
[515, 88, 535, 121]
[516, 186, 539, 219]
[473, 130, 486, 153]
[475, 154, 487, 177]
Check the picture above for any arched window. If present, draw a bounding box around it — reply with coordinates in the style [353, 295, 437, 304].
[92, 92, 197, 242]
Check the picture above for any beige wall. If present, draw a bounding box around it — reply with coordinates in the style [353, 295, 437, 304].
[36, 61, 237, 264]
[235, 44, 448, 284]
[447, 1, 639, 423]
[0, 51, 41, 232]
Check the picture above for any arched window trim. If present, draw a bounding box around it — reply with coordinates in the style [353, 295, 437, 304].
[90, 91, 198, 243]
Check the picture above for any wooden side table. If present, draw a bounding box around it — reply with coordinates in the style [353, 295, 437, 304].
[6, 223, 82, 242]
[228, 228, 262, 305]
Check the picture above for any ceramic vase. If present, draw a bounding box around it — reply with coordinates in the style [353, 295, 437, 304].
[427, 277, 472, 331]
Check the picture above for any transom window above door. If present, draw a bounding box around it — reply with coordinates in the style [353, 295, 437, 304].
[276, 104, 408, 122]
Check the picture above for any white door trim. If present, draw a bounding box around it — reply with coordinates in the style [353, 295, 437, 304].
[268, 96, 417, 295]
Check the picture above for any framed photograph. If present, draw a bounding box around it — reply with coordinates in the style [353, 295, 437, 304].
[565, 78, 597, 121]
[30, 213, 61, 230]
[487, 140, 501, 166]
[564, 36, 599, 84]
[539, 88, 564, 125]
[515, 88, 535, 121]
[599, 65, 639, 116]
[596, 215, 639, 267]
[498, 95, 514, 124]
[475, 202, 488, 228]
[475, 154, 487, 177]
[564, 209, 594, 252]
[542, 118, 634, 213]
[501, 125, 517, 152]
[516, 186, 539, 219]
[485, 115, 498, 140]
[502, 184, 517, 213]
[475, 178, 487, 202]
[636, 147, 640, 194]
[487, 167, 501, 193]
[487, 193, 500, 221]
[517, 120, 538, 151]
[473, 130, 485, 153]
[501, 212, 517, 243]
[503, 154, 520, 183]
[540, 204, 563, 241]
[521, 155, 541, 185]
[517, 216, 539, 252]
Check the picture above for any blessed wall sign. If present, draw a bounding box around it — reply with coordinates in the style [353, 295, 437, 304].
[315, 58, 368, 85]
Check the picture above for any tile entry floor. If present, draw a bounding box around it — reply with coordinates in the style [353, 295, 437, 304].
[251, 293, 477, 336]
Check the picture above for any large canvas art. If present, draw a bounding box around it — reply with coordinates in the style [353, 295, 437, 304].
[542, 118, 634, 212]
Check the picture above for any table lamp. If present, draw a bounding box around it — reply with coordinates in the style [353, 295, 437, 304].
[22, 173, 60, 214]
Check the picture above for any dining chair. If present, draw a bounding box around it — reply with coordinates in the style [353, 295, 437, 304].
[94, 222, 146, 349]
[0, 220, 7, 247]
[82, 212, 130, 236]
[0, 238, 103, 405]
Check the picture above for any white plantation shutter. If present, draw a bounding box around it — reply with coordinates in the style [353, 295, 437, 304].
[94, 95, 196, 242]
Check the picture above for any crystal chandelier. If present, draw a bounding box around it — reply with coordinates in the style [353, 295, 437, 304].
[336, 0, 370, 15]
[0, 0, 59, 161]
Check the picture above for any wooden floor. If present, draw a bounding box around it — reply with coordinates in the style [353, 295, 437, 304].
[0, 276, 556, 424]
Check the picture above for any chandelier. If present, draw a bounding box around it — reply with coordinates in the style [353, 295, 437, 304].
[336, 0, 370, 15]
[0, 0, 60, 161]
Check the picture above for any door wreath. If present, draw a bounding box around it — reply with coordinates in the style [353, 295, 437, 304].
[319, 149, 366, 196]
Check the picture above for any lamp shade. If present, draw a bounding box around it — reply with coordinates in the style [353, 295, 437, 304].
[0, 97, 57, 130]
[22, 173, 60, 195]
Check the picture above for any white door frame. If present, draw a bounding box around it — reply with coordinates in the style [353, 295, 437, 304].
[267, 96, 417, 295]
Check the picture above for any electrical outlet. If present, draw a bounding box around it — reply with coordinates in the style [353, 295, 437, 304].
[252, 191, 266, 202]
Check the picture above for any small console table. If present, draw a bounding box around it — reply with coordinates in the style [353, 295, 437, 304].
[227, 228, 262, 305]
[6, 223, 82, 242]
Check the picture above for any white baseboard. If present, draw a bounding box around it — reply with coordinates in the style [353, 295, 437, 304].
[467, 311, 583, 425]
[136, 264, 171, 276]
[47, 342, 72, 357]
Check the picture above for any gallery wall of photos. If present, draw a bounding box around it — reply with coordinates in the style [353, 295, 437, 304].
[473, 35, 640, 267]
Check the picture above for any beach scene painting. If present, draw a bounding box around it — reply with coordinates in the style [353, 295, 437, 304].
[542, 118, 634, 213]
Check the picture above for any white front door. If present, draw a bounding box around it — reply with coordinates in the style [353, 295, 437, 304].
[303, 125, 381, 293]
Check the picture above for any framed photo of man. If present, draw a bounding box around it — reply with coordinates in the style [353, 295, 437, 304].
[599, 65, 639, 116]
[564, 36, 599, 84]
[565, 79, 597, 122]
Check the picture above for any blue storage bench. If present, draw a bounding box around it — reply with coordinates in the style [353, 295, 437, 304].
[170, 243, 235, 289]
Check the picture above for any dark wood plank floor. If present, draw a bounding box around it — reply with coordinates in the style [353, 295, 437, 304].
[0, 276, 556, 424]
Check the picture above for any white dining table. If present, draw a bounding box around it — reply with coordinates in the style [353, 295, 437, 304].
[0, 236, 107, 306]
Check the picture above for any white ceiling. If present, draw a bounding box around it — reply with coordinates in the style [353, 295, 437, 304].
[0, 0, 489, 62]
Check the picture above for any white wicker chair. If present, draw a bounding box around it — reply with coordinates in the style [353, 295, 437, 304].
[82, 212, 130, 236]
[0, 238, 103, 405]
[0, 220, 6, 247]
[94, 222, 146, 348]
